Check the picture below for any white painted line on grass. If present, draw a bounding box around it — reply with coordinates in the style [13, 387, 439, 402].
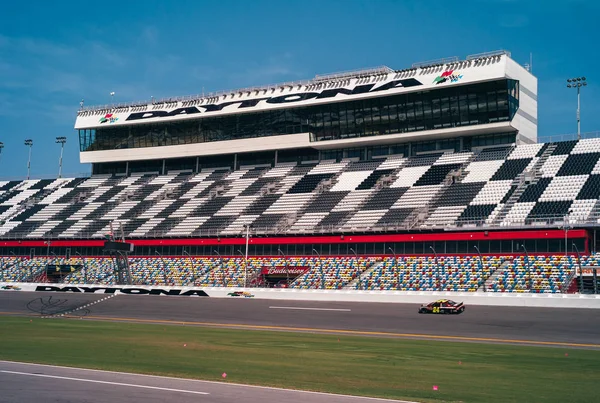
[0, 370, 210, 395]
[0, 361, 416, 402]
[269, 306, 351, 312]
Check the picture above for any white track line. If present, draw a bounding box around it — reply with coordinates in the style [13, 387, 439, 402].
[269, 306, 351, 312]
[0, 361, 415, 402]
[0, 370, 210, 395]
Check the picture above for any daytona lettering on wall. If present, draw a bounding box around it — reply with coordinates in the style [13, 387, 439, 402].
[125, 79, 423, 122]
[35, 285, 209, 297]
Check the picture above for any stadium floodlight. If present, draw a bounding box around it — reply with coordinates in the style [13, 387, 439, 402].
[24, 139, 33, 180]
[566, 77, 587, 139]
[55, 137, 67, 178]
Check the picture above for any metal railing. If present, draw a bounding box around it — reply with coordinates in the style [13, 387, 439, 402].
[466, 50, 511, 60]
[0, 172, 91, 182]
[539, 131, 600, 143]
[78, 67, 396, 114]
[1, 213, 597, 242]
[412, 56, 459, 68]
[77, 50, 512, 114]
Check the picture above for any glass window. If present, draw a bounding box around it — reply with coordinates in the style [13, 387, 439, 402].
[81, 80, 515, 153]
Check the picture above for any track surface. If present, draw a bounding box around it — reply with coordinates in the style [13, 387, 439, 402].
[2, 291, 600, 347]
[2, 291, 600, 403]
[0, 361, 412, 403]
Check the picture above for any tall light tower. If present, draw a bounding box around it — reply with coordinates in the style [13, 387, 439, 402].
[0, 142, 4, 164]
[24, 139, 33, 180]
[56, 136, 67, 178]
[566, 77, 587, 139]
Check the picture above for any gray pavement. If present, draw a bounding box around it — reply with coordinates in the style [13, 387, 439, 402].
[0, 361, 414, 403]
[2, 291, 600, 347]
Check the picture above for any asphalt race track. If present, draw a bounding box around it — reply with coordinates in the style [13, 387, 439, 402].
[2, 291, 600, 403]
[2, 291, 600, 347]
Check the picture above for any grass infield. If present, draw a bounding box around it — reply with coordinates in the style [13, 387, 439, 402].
[0, 316, 598, 403]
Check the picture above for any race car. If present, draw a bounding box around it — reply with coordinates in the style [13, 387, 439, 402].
[418, 299, 465, 314]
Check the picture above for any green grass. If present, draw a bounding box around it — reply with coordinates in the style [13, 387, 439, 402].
[0, 317, 598, 403]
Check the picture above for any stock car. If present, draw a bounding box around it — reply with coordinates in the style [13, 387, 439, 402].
[418, 299, 465, 314]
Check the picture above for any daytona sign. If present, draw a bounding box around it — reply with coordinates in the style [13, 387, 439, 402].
[35, 285, 209, 297]
[125, 78, 422, 122]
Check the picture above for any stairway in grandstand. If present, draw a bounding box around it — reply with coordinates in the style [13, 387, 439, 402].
[491, 143, 557, 226]
[482, 260, 511, 291]
[344, 261, 384, 289]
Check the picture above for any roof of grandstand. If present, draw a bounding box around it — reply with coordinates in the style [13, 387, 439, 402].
[76, 50, 511, 114]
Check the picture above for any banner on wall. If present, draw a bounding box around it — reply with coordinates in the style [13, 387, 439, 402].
[261, 266, 309, 275]
[30, 285, 210, 297]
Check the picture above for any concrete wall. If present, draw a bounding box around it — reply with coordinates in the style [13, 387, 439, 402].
[3, 282, 600, 309]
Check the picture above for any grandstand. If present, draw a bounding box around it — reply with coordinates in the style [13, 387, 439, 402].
[0, 50, 599, 293]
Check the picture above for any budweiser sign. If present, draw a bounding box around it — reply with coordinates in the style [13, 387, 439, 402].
[261, 267, 309, 275]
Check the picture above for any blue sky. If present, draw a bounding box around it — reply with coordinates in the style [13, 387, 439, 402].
[0, 0, 598, 178]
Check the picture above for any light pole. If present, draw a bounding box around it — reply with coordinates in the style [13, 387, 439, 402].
[75, 252, 88, 284]
[566, 77, 587, 139]
[521, 244, 532, 292]
[24, 139, 33, 180]
[474, 245, 485, 292]
[312, 248, 325, 289]
[562, 214, 571, 259]
[572, 243, 584, 294]
[55, 137, 67, 178]
[183, 250, 195, 286]
[10, 252, 21, 282]
[388, 247, 400, 290]
[155, 251, 168, 285]
[429, 246, 440, 291]
[213, 250, 224, 287]
[349, 247, 361, 290]
[51, 252, 61, 282]
[243, 224, 250, 288]
[277, 248, 290, 288]
[237, 249, 247, 288]
[0, 142, 4, 165]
